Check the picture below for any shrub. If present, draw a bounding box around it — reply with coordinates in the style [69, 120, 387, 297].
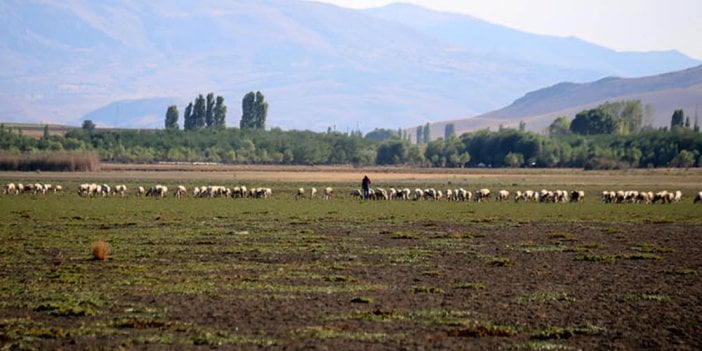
[92, 241, 109, 261]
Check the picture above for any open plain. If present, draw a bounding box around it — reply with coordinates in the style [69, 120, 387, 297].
[1, 166, 701, 350]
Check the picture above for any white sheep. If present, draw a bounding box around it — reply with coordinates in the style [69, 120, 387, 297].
[114, 184, 127, 197]
[136, 186, 145, 197]
[413, 188, 423, 201]
[3, 183, 17, 195]
[310, 187, 317, 199]
[570, 190, 585, 203]
[350, 189, 362, 199]
[475, 188, 490, 202]
[401, 188, 411, 200]
[694, 191, 702, 204]
[673, 190, 682, 204]
[323, 187, 333, 200]
[495, 190, 509, 202]
[296, 188, 305, 200]
[54, 185, 62, 193]
[174, 185, 187, 198]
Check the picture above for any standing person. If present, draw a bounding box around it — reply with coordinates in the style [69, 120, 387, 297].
[362, 175, 371, 200]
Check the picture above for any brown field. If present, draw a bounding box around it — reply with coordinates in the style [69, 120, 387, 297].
[4, 164, 702, 190]
[1, 166, 701, 350]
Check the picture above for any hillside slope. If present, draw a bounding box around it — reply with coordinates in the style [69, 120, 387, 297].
[425, 65, 702, 138]
[0, 0, 699, 131]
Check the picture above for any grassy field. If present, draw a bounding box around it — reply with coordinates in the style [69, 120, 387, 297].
[0, 167, 701, 350]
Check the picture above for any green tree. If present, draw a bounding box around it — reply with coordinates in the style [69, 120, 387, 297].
[674, 149, 695, 168]
[193, 94, 206, 130]
[444, 123, 455, 140]
[42, 124, 49, 139]
[366, 128, 399, 141]
[519, 121, 526, 131]
[423, 123, 431, 144]
[165, 105, 179, 130]
[241, 91, 268, 130]
[375, 140, 408, 165]
[570, 108, 618, 135]
[205, 93, 215, 128]
[671, 109, 685, 129]
[254, 91, 268, 129]
[82, 120, 96, 132]
[416, 125, 423, 144]
[183, 102, 194, 131]
[214, 95, 227, 128]
[548, 116, 571, 137]
[241, 92, 255, 129]
[504, 152, 524, 168]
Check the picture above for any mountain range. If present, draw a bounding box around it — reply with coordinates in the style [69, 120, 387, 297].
[425, 64, 702, 138]
[0, 0, 699, 132]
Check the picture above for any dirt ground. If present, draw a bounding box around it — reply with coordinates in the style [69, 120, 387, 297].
[3, 219, 700, 350]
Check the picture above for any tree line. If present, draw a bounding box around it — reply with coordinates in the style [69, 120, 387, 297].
[0, 99, 700, 169]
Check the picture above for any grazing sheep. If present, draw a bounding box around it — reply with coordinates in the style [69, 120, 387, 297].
[445, 189, 454, 201]
[295, 187, 305, 200]
[570, 190, 585, 203]
[146, 185, 168, 198]
[136, 186, 145, 197]
[413, 188, 423, 201]
[54, 185, 62, 193]
[323, 187, 334, 200]
[350, 189, 363, 199]
[475, 188, 490, 202]
[673, 190, 682, 204]
[310, 187, 317, 199]
[694, 191, 702, 203]
[174, 185, 187, 198]
[3, 183, 17, 195]
[495, 190, 509, 202]
[113, 184, 127, 197]
[401, 188, 411, 200]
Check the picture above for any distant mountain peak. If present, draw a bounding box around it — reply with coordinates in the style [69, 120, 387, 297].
[1, 0, 699, 131]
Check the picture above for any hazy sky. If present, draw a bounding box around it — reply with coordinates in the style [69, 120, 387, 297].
[313, 0, 702, 60]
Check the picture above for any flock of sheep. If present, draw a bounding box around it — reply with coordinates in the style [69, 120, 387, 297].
[600, 190, 687, 204]
[349, 187, 583, 203]
[3, 181, 702, 204]
[1, 182, 62, 195]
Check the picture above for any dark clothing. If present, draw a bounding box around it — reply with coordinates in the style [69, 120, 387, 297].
[362, 176, 371, 190]
[362, 176, 371, 200]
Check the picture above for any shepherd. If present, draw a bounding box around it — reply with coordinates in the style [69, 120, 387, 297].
[362, 175, 371, 200]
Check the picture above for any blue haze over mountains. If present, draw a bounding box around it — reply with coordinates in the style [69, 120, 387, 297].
[0, 0, 699, 131]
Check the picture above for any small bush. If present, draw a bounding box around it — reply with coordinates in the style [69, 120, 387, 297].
[92, 241, 110, 261]
[455, 282, 485, 290]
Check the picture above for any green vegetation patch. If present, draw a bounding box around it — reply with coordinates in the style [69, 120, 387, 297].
[483, 256, 515, 267]
[531, 324, 605, 340]
[509, 341, 574, 350]
[516, 291, 574, 305]
[34, 300, 99, 317]
[624, 293, 671, 302]
[294, 326, 399, 341]
[447, 322, 519, 337]
[454, 282, 485, 290]
[575, 253, 662, 263]
[390, 231, 419, 239]
[632, 242, 673, 253]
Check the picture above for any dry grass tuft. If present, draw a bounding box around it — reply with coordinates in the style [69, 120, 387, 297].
[91, 241, 109, 261]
